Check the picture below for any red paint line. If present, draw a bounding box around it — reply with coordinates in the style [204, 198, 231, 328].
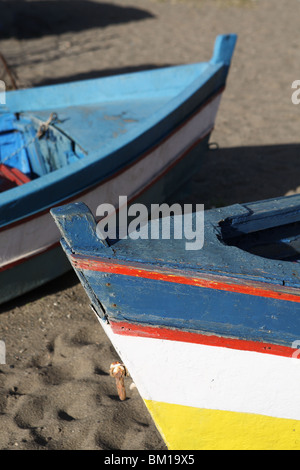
[0, 164, 31, 186]
[110, 320, 299, 359]
[72, 256, 300, 303]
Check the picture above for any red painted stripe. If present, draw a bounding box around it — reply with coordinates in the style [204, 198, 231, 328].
[110, 320, 300, 359]
[71, 256, 300, 303]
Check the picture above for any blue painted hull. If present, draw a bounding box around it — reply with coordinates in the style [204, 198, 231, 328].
[52, 193, 300, 351]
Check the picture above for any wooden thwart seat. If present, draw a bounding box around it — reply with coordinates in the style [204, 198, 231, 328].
[0, 163, 31, 192]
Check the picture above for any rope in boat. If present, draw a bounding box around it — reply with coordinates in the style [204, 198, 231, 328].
[0, 112, 58, 166]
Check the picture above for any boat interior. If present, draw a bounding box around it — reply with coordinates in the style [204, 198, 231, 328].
[0, 111, 83, 192]
[219, 214, 300, 263]
[0, 61, 218, 194]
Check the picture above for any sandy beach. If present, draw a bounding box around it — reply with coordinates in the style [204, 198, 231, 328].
[0, 0, 300, 450]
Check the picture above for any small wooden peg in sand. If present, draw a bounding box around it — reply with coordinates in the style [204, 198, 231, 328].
[110, 361, 127, 401]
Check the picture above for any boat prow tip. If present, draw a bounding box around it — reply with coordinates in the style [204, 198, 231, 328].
[211, 33, 238, 66]
[51, 202, 106, 252]
[50, 201, 92, 219]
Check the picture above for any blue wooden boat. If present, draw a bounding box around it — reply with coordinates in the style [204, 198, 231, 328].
[51, 193, 300, 450]
[0, 34, 236, 305]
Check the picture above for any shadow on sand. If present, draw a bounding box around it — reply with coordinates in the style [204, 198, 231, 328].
[172, 143, 300, 208]
[0, 0, 154, 39]
[34, 64, 173, 87]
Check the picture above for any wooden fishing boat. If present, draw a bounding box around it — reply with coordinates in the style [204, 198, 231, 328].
[51, 194, 300, 450]
[0, 34, 236, 305]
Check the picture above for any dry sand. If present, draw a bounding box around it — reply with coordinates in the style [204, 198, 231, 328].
[0, 0, 300, 450]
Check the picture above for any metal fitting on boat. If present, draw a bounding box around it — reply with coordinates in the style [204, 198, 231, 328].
[110, 361, 127, 401]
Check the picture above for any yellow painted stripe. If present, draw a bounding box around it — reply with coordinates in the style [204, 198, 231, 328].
[144, 400, 300, 450]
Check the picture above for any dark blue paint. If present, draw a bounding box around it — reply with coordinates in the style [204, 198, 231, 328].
[77, 269, 300, 347]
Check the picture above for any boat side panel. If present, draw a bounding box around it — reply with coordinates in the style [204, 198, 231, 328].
[80, 270, 300, 348]
[3, 64, 209, 112]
